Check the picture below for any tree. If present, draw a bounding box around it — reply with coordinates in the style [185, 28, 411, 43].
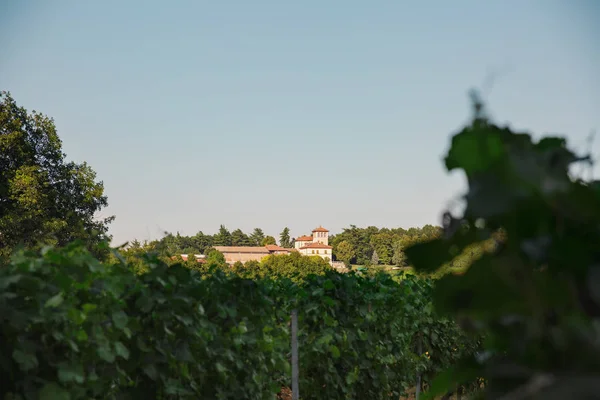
[0, 91, 112, 261]
[249, 228, 265, 246]
[213, 225, 232, 246]
[261, 236, 276, 246]
[391, 240, 407, 266]
[205, 248, 226, 266]
[231, 261, 245, 275]
[279, 227, 292, 248]
[371, 249, 380, 265]
[370, 230, 394, 265]
[335, 240, 355, 266]
[231, 229, 250, 246]
[191, 231, 213, 254]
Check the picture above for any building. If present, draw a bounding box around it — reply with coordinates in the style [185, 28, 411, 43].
[294, 226, 333, 263]
[265, 244, 293, 255]
[213, 245, 294, 265]
[213, 226, 333, 265]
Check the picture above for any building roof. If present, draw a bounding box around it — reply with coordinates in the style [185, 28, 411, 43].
[265, 244, 292, 252]
[213, 246, 270, 254]
[295, 235, 313, 242]
[312, 226, 329, 233]
[299, 242, 332, 250]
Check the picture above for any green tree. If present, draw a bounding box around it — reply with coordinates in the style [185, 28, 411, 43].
[370, 249, 379, 265]
[192, 231, 213, 253]
[249, 228, 265, 246]
[0, 91, 113, 261]
[231, 229, 250, 246]
[261, 236, 276, 246]
[205, 248, 226, 266]
[370, 230, 394, 265]
[279, 227, 292, 248]
[213, 225, 232, 246]
[391, 240, 406, 266]
[335, 240, 355, 266]
[231, 260, 245, 275]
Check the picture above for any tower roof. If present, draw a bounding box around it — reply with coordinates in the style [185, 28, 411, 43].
[312, 226, 329, 233]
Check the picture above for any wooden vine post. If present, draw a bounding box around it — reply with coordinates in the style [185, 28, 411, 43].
[291, 308, 300, 400]
[415, 333, 422, 400]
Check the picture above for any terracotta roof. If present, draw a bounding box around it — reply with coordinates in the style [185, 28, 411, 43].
[312, 226, 329, 233]
[299, 242, 332, 250]
[295, 235, 313, 241]
[213, 246, 270, 254]
[265, 244, 292, 252]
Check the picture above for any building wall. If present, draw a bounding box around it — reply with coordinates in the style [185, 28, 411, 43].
[219, 251, 270, 264]
[298, 247, 332, 262]
[312, 231, 329, 245]
[294, 240, 311, 250]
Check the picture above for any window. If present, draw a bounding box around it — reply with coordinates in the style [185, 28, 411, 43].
[317, 250, 320, 254]
[312, 250, 315, 254]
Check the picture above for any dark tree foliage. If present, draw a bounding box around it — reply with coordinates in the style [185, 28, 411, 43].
[212, 225, 232, 246]
[330, 225, 442, 265]
[250, 228, 266, 246]
[231, 229, 251, 246]
[0, 91, 112, 261]
[279, 227, 292, 248]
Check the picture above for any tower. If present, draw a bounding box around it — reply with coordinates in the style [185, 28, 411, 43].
[312, 226, 329, 245]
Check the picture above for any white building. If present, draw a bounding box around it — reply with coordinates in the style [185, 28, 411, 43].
[295, 226, 333, 263]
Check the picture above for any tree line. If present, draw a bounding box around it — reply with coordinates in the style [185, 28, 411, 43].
[128, 225, 451, 266]
[137, 225, 289, 256]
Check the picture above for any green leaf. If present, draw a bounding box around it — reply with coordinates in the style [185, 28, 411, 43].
[329, 345, 341, 358]
[58, 363, 85, 384]
[67, 308, 85, 324]
[445, 129, 505, 175]
[81, 303, 97, 313]
[40, 245, 54, 255]
[114, 341, 130, 360]
[215, 362, 226, 373]
[75, 330, 88, 342]
[111, 310, 128, 330]
[12, 349, 38, 371]
[135, 296, 154, 313]
[0, 274, 22, 289]
[44, 292, 64, 308]
[422, 363, 480, 400]
[39, 383, 71, 400]
[97, 345, 115, 363]
[323, 279, 335, 290]
[143, 364, 158, 380]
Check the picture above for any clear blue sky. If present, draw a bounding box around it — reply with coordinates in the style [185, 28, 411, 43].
[1, 1, 598, 245]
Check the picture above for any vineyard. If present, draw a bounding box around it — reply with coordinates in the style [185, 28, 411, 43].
[3, 88, 600, 399]
[0, 244, 480, 399]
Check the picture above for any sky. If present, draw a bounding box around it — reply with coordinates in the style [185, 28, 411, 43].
[1, 1, 599, 246]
